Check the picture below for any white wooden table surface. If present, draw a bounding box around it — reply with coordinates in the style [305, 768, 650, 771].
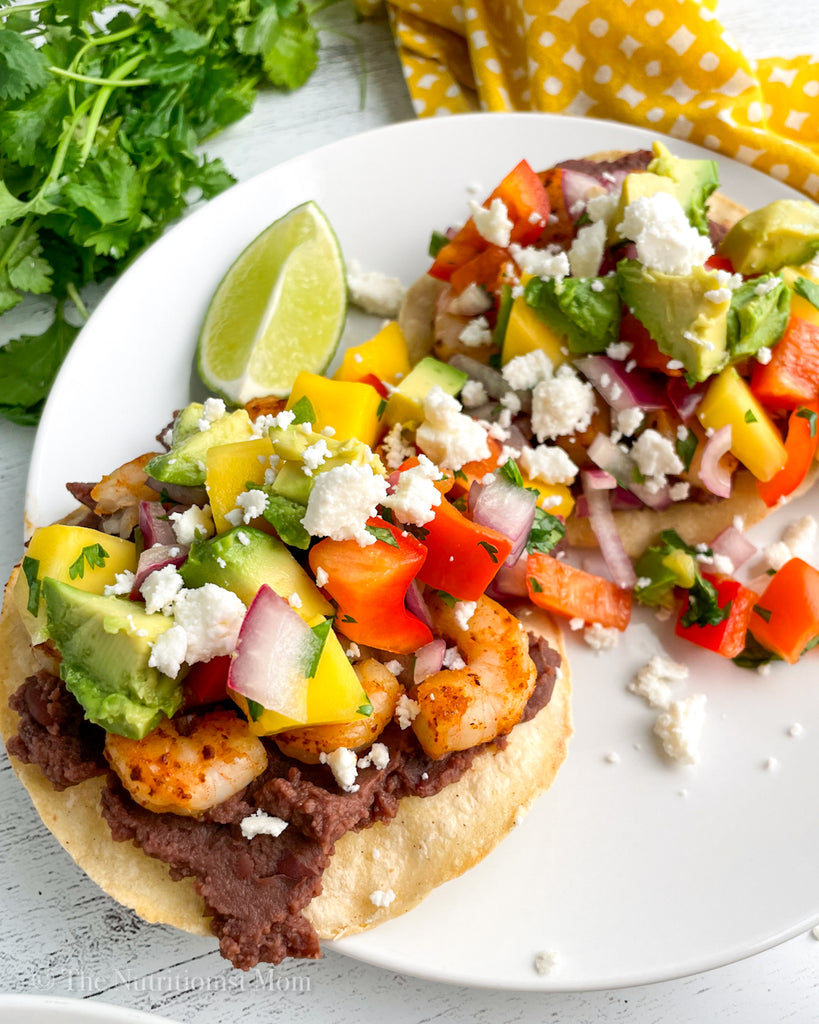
[2, 3, 819, 1021]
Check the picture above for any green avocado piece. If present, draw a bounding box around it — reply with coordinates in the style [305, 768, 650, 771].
[145, 407, 254, 487]
[613, 141, 719, 238]
[523, 275, 621, 354]
[43, 578, 183, 739]
[616, 260, 730, 381]
[179, 526, 331, 620]
[720, 200, 819, 275]
[726, 274, 791, 362]
[383, 356, 468, 427]
[171, 402, 207, 446]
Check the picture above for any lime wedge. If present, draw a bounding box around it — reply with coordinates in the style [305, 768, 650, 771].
[197, 201, 347, 404]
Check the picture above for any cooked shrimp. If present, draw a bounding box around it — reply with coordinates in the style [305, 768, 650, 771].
[104, 710, 268, 817]
[90, 453, 159, 515]
[273, 659, 401, 765]
[432, 285, 495, 363]
[412, 593, 536, 759]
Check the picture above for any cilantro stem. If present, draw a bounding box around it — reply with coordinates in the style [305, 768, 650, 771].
[48, 67, 150, 88]
[78, 53, 149, 164]
[0, 1, 55, 16]
[0, 215, 33, 278]
[66, 284, 89, 323]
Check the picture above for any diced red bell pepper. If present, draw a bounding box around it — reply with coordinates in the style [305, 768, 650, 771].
[535, 168, 574, 250]
[705, 254, 736, 274]
[756, 401, 819, 507]
[750, 314, 819, 409]
[619, 309, 684, 377]
[748, 557, 819, 664]
[449, 244, 510, 297]
[449, 436, 504, 498]
[183, 655, 231, 708]
[308, 517, 432, 654]
[416, 496, 513, 602]
[674, 573, 756, 658]
[525, 552, 632, 630]
[429, 160, 550, 283]
[355, 373, 390, 399]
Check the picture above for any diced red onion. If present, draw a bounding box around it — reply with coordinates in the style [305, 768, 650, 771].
[405, 580, 433, 630]
[561, 170, 605, 221]
[581, 471, 637, 589]
[469, 476, 537, 566]
[414, 638, 446, 684]
[666, 377, 706, 424]
[710, 525, 756, 571]
[146, 477, 208, 507]
[699, 425, 733, 498]
[227, 585, 313, 721]
[139, 500, 177, 547]
[131, 542, 188, 596]
[583, 467, 617, 490]
[574, 355, 667, 413]
[587, 435, 672, 510]
[485, 549, 529, 600]
[574, 486, 644, 517]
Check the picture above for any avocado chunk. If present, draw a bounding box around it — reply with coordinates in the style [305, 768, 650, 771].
[726, 274, 791, 362]
[179, 526, 332, 621]
[43, 578, 183, 739]
[383, 356, 468, 427]
[616, 260, 730, 381]
[614, 141, 719, 238]
[720, 200, 819, 275]
[145, 405, 254, 487]
[524, 275, 621, 354]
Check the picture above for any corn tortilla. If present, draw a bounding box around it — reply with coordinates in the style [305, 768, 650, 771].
[0, 565, 571, 943]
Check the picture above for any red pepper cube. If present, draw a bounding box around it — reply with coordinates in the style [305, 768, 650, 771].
[748, 558, 819, 664]
[525, 552, 631, 630]
[675, 573, 756, 659]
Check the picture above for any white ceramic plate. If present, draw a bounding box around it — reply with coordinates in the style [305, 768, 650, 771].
[25, 113, 819, 991]
[0, 994, 175, 1023]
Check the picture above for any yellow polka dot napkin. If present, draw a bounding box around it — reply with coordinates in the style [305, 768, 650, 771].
[385, 0, 819, 198]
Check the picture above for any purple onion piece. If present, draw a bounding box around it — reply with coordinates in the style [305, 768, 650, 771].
[405, 580, 433, 630]
[575, 355, 667, 413]
[575, 486, 644, 518]
[469, 476, 537, 567]
[561, 169, 605, 220]
[710, 525, 757, 571]
[667, 377, 707, 424]
[485, 550, 529, 600]
[414, 638, 446, 685]
[587, 434, 671, 510]
[581, 471, 637, 590]
[131, 542, 189, 596]
[139, 500, 177, 547]
[699, 425, 733, 498]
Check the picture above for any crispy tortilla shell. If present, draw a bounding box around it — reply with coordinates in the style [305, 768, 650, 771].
[0, 565, 571, 942]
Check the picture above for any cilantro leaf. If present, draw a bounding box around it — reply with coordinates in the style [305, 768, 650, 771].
[21, 555, 41, 616]
[526, 507, 565, 555]
[366, 523, 399, 547]
[235, 1, 320, 91]
[794, 275, 819, 312]
[0, 308, 80, 425]
[289, 395, 316, 424]
[68, 543, 110, 580]
[0, 28, 50, 102]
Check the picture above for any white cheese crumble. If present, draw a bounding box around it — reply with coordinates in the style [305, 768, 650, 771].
[103, 569, 136, 597]
[288, 591, 303, 610]
[415, 387, 491, 470]
[346, 259, 407, 318]
[357, 742, 390, 770]
[167, 583, 247, 666]
[453, 600, 477, 631]
[518, 443, 578, 485]
[470, 197, 513, 247]
[314, 566, 329, 588]
[381, 423, 415, 470]
[232, 488, 269, 524]
[395, 694, 420, 729]
[369, 888, 396, 908]
[501, 348, 553, 390]
[302, 438, 331, 474]
[756, 345, 773, 364]
[615, 407, 644, 437]
[617, 192, 713, 275]
[140, 564, 185, 615]
[754, 275, 782, 296]
[568, 219, 606, 278]
[765, 515, 817, 570]
[198, 396, 227, 431]
[442, 646, 466, 670]
[148, 624, 189, 678]
[458, 315, 493, 347]
[319, 747, 359, 792]
[654, 693, 706, 765]
[383, 453, 443, 526]
[669, 481, 691, 502]
[629, 654, 689, 710]
[460, 379, 489, 408]
[240, 809, 288, 839]
[509, 243, 570, 280]
[533, 949, 561, 975]
[447, 282, 493, 315]
[169, 504, 215, 545]
[630, 429, 684, 492]
[583, 622, 621, 651]
[606, 341, 632, 361]
[301, 462, 389, 547]
[531, 364, 596, 442]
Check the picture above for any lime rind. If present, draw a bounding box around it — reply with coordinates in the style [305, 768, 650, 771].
[196, 201, 347, 404]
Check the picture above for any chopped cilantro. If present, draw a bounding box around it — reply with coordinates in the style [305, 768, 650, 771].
[434, 589, 457, 608]
[68, 543, 109, 580]
[528, 576, 544, 594]
[453, 468, 468, 483]
[744, 409, 757, 424]
[753, 604, 773, 624]
[797, 406, 818, 438]
[21, 555, 40, 616]
[289, 395, 316, 425]
[794, 275, 819, 312]
[341, 614, 357, 623]
[306, 619, 333, 677]
[526, 507, 565, 555]
[428, 230, 449, 258]
[478, 540, 499, 563]
[246, 699, 265, 722]
[357, 700, 374, 717]
[366, 524, 398, 547]
[262, 491, 310, 549]
[376, 398, 387, 418]
[674, 428, 698, 473]
[498, 458, 524, 488]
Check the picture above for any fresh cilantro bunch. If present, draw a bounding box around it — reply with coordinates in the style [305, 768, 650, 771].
[0, 0, 339, 425]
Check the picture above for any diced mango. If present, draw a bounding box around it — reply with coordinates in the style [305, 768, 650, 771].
[697, 366, 787, 482]
[522, 477, 575, 520]
[501, 275, 569, 368]
[235, 625, 368, 735]
[334, 321, 412, 386]
[782, 264, 819, 330]
[205, 437, 275, 534]
[287, 371, 382, 447]
[14, 524, 137, 643]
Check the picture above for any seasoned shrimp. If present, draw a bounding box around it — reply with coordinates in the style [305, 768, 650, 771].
[90, 453, 160, 538]
[432, 284, 495, 363]
[412, 593, 536, 759]
[273, 659, 400, 765]
[104, 710, 268, 817]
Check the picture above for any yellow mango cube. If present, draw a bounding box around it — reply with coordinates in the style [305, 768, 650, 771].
[206, 437, 275, 534]
[521, 477, 575, 520]
[334, 321, 412, 386]
[287, 371, 382, 446]
[782, 264, 819, 330]
[236, 625, 368, 735]
[15, 524, 137, 643]
[501, 275, 569, 368]
[697, 366, 787, 482]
